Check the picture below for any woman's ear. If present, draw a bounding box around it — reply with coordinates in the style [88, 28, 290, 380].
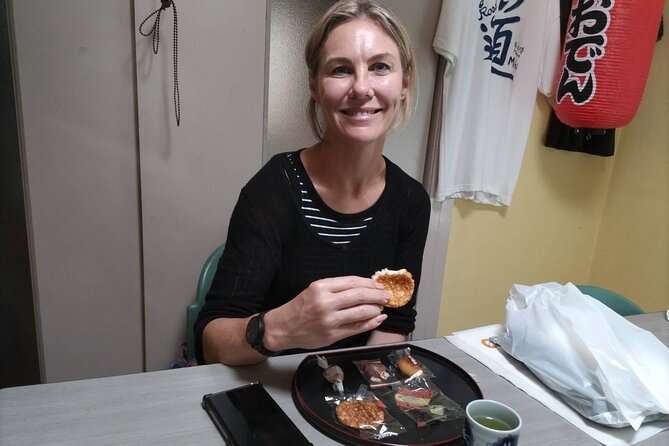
[401, 74, 409, 100]
[309, 78, 320, 103]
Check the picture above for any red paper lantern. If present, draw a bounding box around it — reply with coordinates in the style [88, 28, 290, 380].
[553, 0, 664, 129]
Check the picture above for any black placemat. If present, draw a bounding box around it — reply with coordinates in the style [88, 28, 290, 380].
[292, 344, 482, 446]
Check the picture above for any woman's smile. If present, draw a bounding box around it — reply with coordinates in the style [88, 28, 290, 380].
[341, 107, 383, 118]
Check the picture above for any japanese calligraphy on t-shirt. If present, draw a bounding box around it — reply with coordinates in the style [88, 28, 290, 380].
[432, 0, 560, 206]
[479, 0, 526, 80]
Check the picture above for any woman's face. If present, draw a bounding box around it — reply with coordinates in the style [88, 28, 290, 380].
[311, 18, 408, 147]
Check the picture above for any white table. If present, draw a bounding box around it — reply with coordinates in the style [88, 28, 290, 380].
[1, 312, 667, 445]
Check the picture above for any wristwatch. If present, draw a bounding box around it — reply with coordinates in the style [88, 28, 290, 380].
[245, 311, 280, 356]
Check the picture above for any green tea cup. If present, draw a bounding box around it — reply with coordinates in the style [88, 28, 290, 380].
[464, 399, 522, 446]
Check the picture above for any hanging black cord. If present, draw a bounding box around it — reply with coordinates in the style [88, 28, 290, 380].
[139, 0, 181, 126]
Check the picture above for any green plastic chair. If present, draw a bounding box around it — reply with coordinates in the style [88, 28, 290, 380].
[186, 243, 225, 362]
[576, 285, 645, 316]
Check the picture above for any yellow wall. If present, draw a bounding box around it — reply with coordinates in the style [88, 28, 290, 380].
[589, 8, 669, 311]
[437, 7, 669, 334]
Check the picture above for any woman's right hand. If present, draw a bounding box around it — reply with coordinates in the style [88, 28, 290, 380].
[263, 276, 391, 351]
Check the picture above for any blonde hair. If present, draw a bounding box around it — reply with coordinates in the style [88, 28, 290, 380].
[304, 0, 416, 140]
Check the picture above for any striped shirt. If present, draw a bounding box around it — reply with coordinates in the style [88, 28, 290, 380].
[286, 152, 374, 246]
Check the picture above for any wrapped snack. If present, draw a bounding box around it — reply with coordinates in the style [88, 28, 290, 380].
[317, 355, 344, 395]
[387, 347, 433, 382]
[353, 359, 399, 388]
[325, 385, 406, 440]
[397, 355, 423, 378]
[394, 387, 434, 410]
[388, 381, 465, 428]
[336, 400, 384, 429]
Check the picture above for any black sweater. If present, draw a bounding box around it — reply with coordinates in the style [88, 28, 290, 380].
[194, 151, 430, 364]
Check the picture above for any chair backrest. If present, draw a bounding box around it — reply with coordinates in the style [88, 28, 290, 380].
[186, 243, 225, 362]
[576, 285, 645, 316]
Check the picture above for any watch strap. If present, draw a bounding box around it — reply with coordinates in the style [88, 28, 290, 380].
[249, 311, 280, 357]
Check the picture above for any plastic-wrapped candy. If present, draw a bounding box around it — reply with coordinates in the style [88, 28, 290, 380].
[353, 359, 399, 388]
[388, 348, 426, 380]
[317, 355, 344, 395]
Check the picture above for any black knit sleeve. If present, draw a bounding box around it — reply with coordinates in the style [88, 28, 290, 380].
[379, 174, 431, 335]
[193, 157, 288, 363]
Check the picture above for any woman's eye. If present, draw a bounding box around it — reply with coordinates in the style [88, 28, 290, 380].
[332, 66, 351, 75]
[371, 62, 391, 73]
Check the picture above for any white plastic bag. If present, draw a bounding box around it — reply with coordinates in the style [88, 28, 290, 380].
[498, 282, 669, 430]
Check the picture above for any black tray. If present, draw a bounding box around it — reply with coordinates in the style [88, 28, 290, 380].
[291, 344, 482, 446]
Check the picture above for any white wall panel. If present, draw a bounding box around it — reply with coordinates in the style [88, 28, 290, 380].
[12, 0, 143, 382]
[135, 0, 266, 370]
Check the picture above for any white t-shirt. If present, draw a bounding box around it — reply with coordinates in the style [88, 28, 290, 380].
[433, 0, 560, 206]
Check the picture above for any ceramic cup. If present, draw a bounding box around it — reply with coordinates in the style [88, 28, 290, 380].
[464, 399, 522, 446]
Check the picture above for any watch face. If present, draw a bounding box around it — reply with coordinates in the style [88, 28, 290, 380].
[246, 315, 260, 345]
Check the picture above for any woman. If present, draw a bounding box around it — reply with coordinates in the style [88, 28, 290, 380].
[195, 0, 430, 365]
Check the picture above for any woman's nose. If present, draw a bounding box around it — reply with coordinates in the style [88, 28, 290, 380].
[350, 71, 373, 98]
